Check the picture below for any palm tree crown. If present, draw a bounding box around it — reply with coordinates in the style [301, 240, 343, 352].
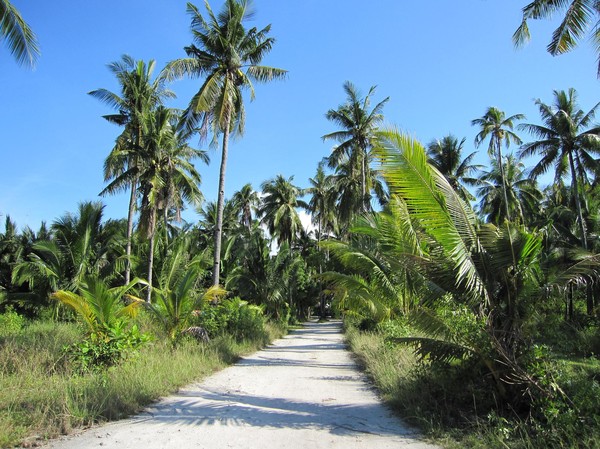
[259, 175, 308, 246]
[426, 134, 482, 202]
[519, 88, 600, 248]
[472, 107, 525, 221]
[323, 81, 389, 213]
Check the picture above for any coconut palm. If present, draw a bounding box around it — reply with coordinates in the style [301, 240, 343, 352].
[1, 0, 39, 67]
[426, 135, 482, 202]
[519, 88, 600, 249]
[149, 234, 223, 341]
[259, 175, 308, 246]
[232, 183, 260, 230]
[370, 128, 552, 401]
[323, 81, 389, 213]
[12, 202, 123, 303]
[137, 107, 204, 302]
[513, 0, 600, 76]
[162, 0, 286, 286]
[477, 154, 543, 226]
[472, 107, 525, 222]
[91, 56, 175, 285]
[307, 162, 337, 242]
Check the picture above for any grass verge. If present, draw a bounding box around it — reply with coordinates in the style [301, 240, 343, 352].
[0, 320, 286, 448]
[345, 322, 600, 449]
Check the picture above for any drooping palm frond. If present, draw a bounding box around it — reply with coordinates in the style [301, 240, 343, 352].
[374, 128, 487, 305]
[0, 0, 39, 67]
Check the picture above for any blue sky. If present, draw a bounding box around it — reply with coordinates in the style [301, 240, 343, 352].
[1, 1, 598, 230]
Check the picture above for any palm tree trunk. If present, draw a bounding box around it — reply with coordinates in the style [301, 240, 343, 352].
[146, 207, 157, 303]
[568, 151, 587, 250]
[125, 176, 137, 285]
[496, 139, 511, 222]
[361, 152, 367, 212]
[213, 109, 232, 286]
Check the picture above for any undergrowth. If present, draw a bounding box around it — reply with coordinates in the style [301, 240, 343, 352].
[0, 318, 285, 447]
[345, 320, 600, 449]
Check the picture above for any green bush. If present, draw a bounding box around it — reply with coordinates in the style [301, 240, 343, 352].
[0, 307, 25, 337]
[65, 323, 150, 372]
[195, 297, 267, 343]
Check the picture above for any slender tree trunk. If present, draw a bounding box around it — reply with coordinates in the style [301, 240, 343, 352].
[146, 207, 157, 303]
[213, 110, 232, 286]
[361, 151, 367, 212]
[146, 230, 155, 303]
[125, 176, 137, 285]
[568, 151, 587, 250]
[496, 139, 511, 222]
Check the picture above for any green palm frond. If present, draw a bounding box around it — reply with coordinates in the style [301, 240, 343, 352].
[0, 0, 39, 67]
[374, 128, 487, 304]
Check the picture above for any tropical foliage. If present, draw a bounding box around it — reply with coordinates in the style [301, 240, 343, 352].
[3, 2, 600, 448]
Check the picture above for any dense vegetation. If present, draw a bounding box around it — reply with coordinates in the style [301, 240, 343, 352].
[2, 1, 600, 448]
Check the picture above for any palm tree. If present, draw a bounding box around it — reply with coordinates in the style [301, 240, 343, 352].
[232, 183, 260, 230]
[323, 81, 389, 213]
[519, 88, 600, 250]
[259, 175, 307, 246]
[307, 162, 337, 242]
[138, 107, 204, 302]
[162, 0, 287, 287]
[477, 154, 542, 226]
[513, 1, 600, 76]
[472, 107, 525, 222]
[1, 0, 39, 67]
[426, 135, 482, 202]
[91, 56, 174, 285]
[149, 234, 223, 341]
[12, 202, 123, 302]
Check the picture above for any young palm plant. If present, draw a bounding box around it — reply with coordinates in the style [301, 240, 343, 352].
[149, 235, 224, 342]
[351, 128, 557, 403]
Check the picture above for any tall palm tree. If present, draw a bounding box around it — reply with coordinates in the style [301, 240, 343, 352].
[91, 56, 174, 285]
[513, 0, 600, 76]
[162, 0, 286, 286]
[477, 154, 542, 226]
[259, 175, 307, 246]
[323, 81, 389, 213]
[1, 0, 39, 67]
[426, 134, 482, 202]
[138, 107, 204, 302]
[519, 88, 600, 249]
[472, 107, 525, 222]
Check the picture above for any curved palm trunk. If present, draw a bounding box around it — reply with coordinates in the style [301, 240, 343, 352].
[213, 110, 232, 287]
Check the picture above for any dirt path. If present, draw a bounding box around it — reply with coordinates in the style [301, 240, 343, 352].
[41, 321, 440, 449]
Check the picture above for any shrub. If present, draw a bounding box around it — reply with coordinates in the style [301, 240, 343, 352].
[0, 306, 25, 337]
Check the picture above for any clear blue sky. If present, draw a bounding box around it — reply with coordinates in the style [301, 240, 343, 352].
[1, 0, 598, 229]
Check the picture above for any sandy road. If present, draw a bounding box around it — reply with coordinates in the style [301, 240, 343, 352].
[40, 320, 440, 449]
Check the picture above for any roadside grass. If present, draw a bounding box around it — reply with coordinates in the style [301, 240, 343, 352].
[345, 322, 600, 449]
[0, 318, 286, 448]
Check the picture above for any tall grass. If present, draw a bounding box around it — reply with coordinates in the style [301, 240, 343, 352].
[345, 322, 600, 449]
[0, 319, 286, 447]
